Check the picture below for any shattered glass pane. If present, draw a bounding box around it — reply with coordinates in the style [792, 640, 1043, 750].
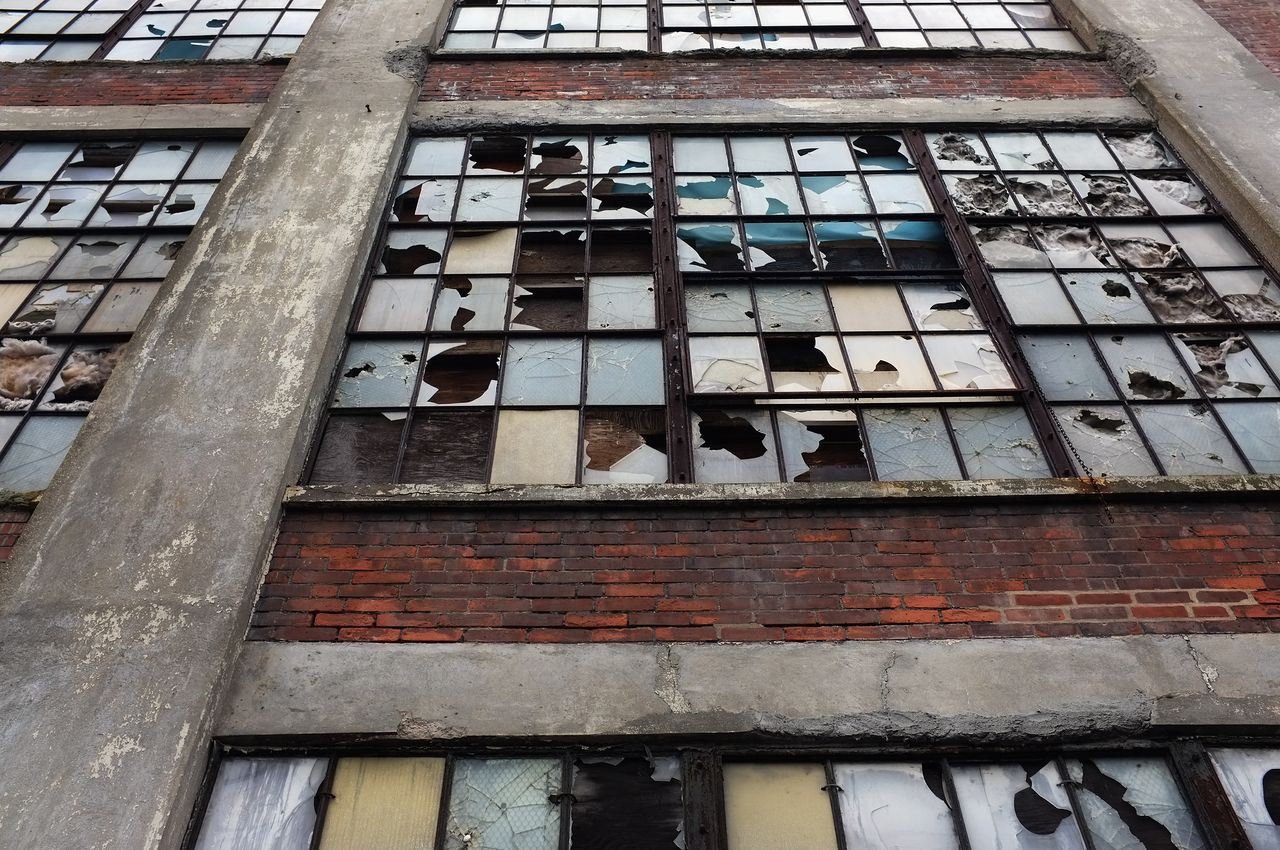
[311, 413, 402, 483]
[418, 340, 501, 406]
[1104, 133, 1180, 169]
[121, 236, 183, 279]
[510, 282, 584, 331]
[401, 411, 494, 483]
[766, 336, 851, 393]
[928, 132, 995, 170]
[1207, 270, 1280, 322]
[882, 219, 953, 269]
[952, 762, 1088, 850]
[1209, 749, 1280, 850]
[973, 225, 1049, 269]
[1095, 334, 1192, 401]
[1064, 758, 1207, 850]
[490, 408, 579, 484]
[854, 134, 914, 171]
[754, 284, 832, 332]
[1101, 225, 1183, 270]
[334, 340, 420, 407]
[1132, 176, 1209, 217]
[1043, 133, 1117, 170]
[9, 283, 102, 336]
[1130, 404, 1247, 474]
[570, 756, 683, 850]
[950, 406, 1051, 478]
[1010, 175, 1087, 216]
[985, 134, 1054, 171]
[1019, 335, 1115, 401]
[444, 759, 561, 850]
[456, 177, 524, 221]
[864, 407, 962, 480]
[518, 228, 585, 276]
[1133, 273, 1228, 323]
[845, 334, 934, 391]
[778, 409, 868, 482]
[1069, 174, 1148, 216]
[1053, 405, 1158, 476]
[0, 415, 84, 492]
[993, 272, 1077, 325]
[676, 175, 737, 216]
[791, 136, 856, 172]
[1172, 334, 1277, 398]
[830, 285, 911, 332]
[501, 337, 583, 405]
[1166, 223, 1254, 268]
[583, 408, 669, 483]
[689, 336, 766, 393]
[39, 344, 123, 410]
[678, 222, 744, 272]
[1064, 272, 1156, 325]
[381, 229, 447, 276]
[946, 174, 1014, 216]
[801, 175, 870, 215]
[815, 220, 887, 271]
[744, 221, 815, 271]
[50, 236, 137, 280]
[593, 135, 652, 173]
[693, 409, 779, 482]
[393, 179, 458, 223]
[588, 276, 656, 329]
[532, 136, 587, 175]
[865, 174, 933, 214]
[468, 137, 529, 175]
[833, 762, 959, 850]
[1034, 225, 1111, 269]
[685, 285, 756, 333]
[0, 235, 69, 280]
[902, 283, 983, 331]
[194, 758, 327, 850]
[592, 176, 654, 219]
[358, 279, 435, 333]
[924, 334, 1014, 390]
[724, 763, 840, 850]
[586, 338, 664, 405]
[737, 175, 803, 216]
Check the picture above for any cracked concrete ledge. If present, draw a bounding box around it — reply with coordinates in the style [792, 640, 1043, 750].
[412, 97, 1148, 131]
[219, 635, 1280, 744]
[283, 473, 1280, 508]
[0, 104, 261, 134]
[428, 46, 1106, 62]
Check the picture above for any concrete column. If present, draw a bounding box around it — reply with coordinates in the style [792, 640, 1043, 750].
[0, 1, 440, 846]
[1055, 0, 1280, 266]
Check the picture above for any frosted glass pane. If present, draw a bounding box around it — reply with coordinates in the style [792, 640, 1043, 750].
[952, 763, 1088, 850]
[586, 338, 663, 405]
[445, 758, 561, 850]
[950, 406, 1051, 479]
[195, 757, 326, 850]
[725, 763, 839, 850]
[318, 758, 446, 850]
[864, 407, 961, 481]
[501, 338, 583, 405]
[491, 408, 578, 484]
[834, 762, 959, 850]
[1209, 749, 1280, 850]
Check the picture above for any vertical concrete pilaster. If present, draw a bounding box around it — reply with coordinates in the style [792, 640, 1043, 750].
[1055, 0, 1280, 266]
[0, 1, 440, 846]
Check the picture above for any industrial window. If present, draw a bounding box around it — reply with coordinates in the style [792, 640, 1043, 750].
[307, 128, 1280, 486]
[187, 744, 1278, 850]
[439, 0, 1082, 51]
[0, 0, 324, 62]
[0, 138, 237, 491]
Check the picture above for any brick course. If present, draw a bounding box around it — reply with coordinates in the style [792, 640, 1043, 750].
[0, 507, 32, 564]
[420, 55, 1129, 101]
[0, 63, 284, 106]
[254, 499, 1280, 643]
[1194, 0, 1280, 76]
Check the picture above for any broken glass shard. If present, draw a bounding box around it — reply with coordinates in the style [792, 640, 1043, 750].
[1131, 404, 1247, 474]
[801, 175, 870, 215]
[0, 235, 70, 279]
[834, 763, 959, 850]
[335, 340, 420, 407]
[120, 236, 183, 279]
[765, 335, 851, 392]
[531, 136, 587, 175]
[692, 409, 779, 483]
[974, 225, 1049, 269]
[193, 758, 327, 850]
[1132, 176, 1209, 216]
[311, 414, 403, 483]
[1102, 224, 1184, 270]
[736, 175, 802, 216]
[1173, 334, 1276, 398]
[1011, 174, 1087, 216]
[945, 174, 1014, 216]
[9, 283, 102, 336]
[400, 410, 494, 483]
[501, 337, 583, 405]
[30, 184, 103, 227]
[675, 176, 737, 216]
[815, 220, 887, 270]
[582, 408, 668, 484]
[1209, 749, 1280, 850]
[985, 133, 1055, 171]
[1166, 222, 1254, 268]
[953, 763, 1087, 850]
[1104, 133, 1180, 169]
[593, 135, 652, 174]
[1043, 133, 1117, 170]
[845, 334, 933, 391]
[434, 276, 510, 332]
[864, 407, 962, 481]
[444, 759, 561, 850]
[586, 338, 663, 404]
[1034, 225, 1111, 269]
[1064, 758, 1207, 850]
[510, 281, 584, 331]
[925, 334, 1014, 390]
[883, 219, 953, 269]
[526, 178, 588, 221]
[677, 222, 744, 272]
[419, 339, 501, 406]
[853, 134, 914, 171]
[467, 136, 528, 175]
[950, 405, 1051, 478]
[744, 221, 815, 271]
[591, 177, 654, 218]
[0, 338, 63, 410]
[1133, 272, 1228, 323]
[778, 409, 867, 482]
[790, 136, 856, 171]
[381, 229, 447, 275]
[902, 282, 982, 330]
[39, 344, 122, 410]
[1207, 270, 1280, 322]
[393, 179, 457, 223]
[928, 132, 995, 170]
[865, 173, 933, 214]
[689, 336, 766, 392]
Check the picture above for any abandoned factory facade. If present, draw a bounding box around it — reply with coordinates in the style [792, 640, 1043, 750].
[2, 0, 1280, 848]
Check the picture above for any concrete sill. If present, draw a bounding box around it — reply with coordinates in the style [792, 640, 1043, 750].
[284, 473, 1280, 509]
[428, 46, 1104, 62]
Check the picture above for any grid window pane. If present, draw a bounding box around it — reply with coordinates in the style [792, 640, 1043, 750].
[100, 0, 324, 60]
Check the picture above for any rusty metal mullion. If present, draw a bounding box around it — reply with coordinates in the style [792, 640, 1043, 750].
[684, 751, 727, 850]
[1169, 742, 1256, 850]
[89, 0, 150, 61]
[646, 0, 662, 53]
[651, 131, 694, 482]
[904, 129, 1076, 477]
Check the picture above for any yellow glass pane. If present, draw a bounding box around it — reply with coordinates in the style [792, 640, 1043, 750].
[724, 763, 839, 850]
[318, 757, 446, 850]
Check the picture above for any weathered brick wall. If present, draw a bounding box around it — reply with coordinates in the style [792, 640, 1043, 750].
[1194, 0, 1280, 75]
[0, 507, 33, 563]
[0, 63, 284, 106]
[255, 499, 1280, 643]
[419, 55, 1129, 101]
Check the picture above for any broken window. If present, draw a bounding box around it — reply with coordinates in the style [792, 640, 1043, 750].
[0, 0, 133, 61]
[443, 0, 648, 49]
[104, 0, 324, 60]
[934, 130, 1280, 477]
[1210, 749, 1280, 850]
[0, 138, 235, 491]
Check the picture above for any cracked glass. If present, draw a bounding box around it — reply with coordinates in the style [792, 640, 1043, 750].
[1064, 758, 1207, 850]
[1209, 749, 1280, 850]
[445, 758, 561, 850]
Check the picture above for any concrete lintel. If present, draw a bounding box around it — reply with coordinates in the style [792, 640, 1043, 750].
[219, 635, 1280, 743]
[1054, 0, 1280, 268]
[412, 97, 1147, 131]
[0, 103, 261, 135]
[285, 472, 1280, 509]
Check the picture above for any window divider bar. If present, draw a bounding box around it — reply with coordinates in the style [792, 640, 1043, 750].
[902, 129, 1077, 477]
[89, 0, 151, 61]
[307, 756, 340, 850]
[683, 750, 727, 850]
[1169, 741, 1257, 850]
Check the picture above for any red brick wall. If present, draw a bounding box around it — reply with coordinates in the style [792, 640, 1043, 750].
[419, 56, 1129, 101]
[1194, 0, 1280, 75]
[0, 64, 284, 106]
[254, 499, 1280, 643]
[0, 507, 33, 563]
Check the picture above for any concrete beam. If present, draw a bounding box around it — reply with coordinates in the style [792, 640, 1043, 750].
[413, 96, 1148, 131]
[220, 635, 1280, 744]
[0, 1, 438, 847]
[0, 104, 261, 134]
[1054, 0, 1280, 268]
